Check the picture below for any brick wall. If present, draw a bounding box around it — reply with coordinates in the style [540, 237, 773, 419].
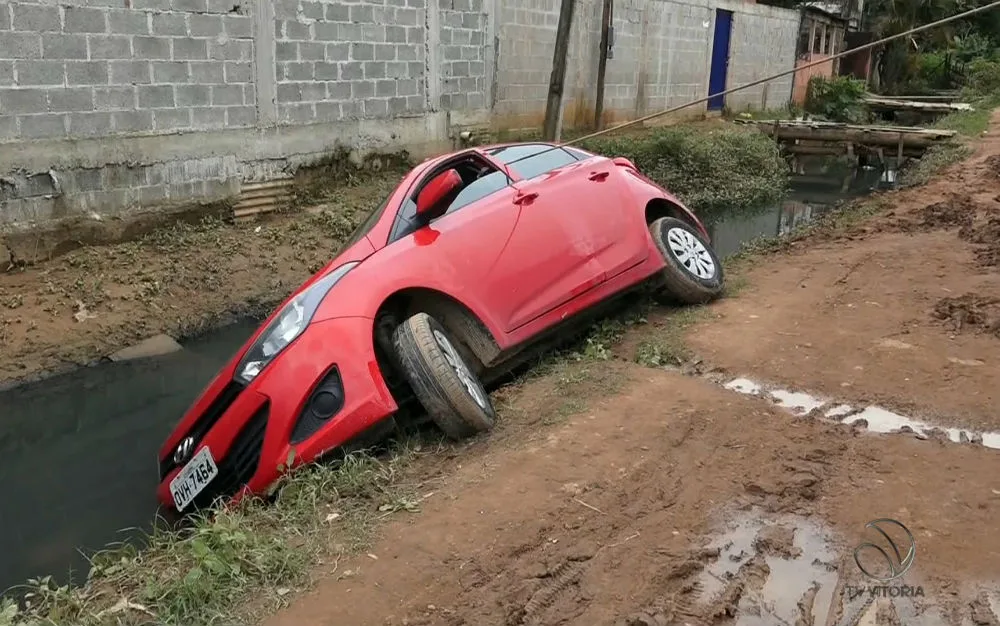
[0, 0, 799, 255]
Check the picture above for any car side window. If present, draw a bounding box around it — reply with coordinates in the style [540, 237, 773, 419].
[387, 157, 511, 244]
[444, 171, 510, 215]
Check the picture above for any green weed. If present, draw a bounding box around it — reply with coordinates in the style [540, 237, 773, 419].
[3, 444, 429, 626]
[898, 143, 975, 187]
[578, 124, 789, 216]
[631, 306, 704, 369]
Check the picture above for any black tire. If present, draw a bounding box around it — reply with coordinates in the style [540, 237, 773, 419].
[391, 312, 496, 439]
[649, 216, 725, 305]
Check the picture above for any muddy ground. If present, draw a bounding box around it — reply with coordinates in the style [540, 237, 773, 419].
[261, 114, 1000, 625]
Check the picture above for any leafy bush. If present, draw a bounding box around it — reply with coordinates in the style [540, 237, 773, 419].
[931, 58, 1000, 137]
[578, 124, 788, 217]
[963, 58, 1000, 98]
[804, 75, 869, 123]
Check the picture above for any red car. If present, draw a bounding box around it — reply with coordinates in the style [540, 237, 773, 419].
[157, 142, 725, 513]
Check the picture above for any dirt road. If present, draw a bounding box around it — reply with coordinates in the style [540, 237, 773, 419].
[265, 116, 1000, 625]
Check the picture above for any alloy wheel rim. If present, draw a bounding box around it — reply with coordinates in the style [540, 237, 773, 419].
[665, 227, 716, 280]
[433, 329, 489, 410]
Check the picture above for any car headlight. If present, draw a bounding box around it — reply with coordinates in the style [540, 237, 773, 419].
[235, 261, 359, 384]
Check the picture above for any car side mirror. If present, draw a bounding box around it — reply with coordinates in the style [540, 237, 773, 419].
[416, 169, 462, 219]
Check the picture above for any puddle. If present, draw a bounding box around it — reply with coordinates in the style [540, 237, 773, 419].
[714, 375, 1000, 451]
[693, 510, 1000, 626]
[698, 513, 839, 625]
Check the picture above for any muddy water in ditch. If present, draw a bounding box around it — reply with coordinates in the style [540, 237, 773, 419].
[0, 163, 889, 597]
[0, 320, 259, 595]
[704, 163, 890, 258]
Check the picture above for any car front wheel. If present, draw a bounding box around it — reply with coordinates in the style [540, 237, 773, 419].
[392, 312, 496, 439]
[649, 216, 725, 305]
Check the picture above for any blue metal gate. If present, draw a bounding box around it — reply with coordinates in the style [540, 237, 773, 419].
[707, 9, 733, 111]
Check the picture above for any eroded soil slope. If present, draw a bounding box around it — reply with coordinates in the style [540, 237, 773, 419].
[0, 173, 401, 386]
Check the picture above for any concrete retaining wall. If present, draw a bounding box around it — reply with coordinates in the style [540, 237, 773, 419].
[0, 0, 799, 259]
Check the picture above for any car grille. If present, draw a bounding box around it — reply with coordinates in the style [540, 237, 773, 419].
[189, 401, 270, 511]
[159, 380, 244, 480]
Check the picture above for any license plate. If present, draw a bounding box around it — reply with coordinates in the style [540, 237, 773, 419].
[170, 446, 218, 512]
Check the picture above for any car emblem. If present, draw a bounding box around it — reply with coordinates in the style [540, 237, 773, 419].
[173, 436, 195, 465]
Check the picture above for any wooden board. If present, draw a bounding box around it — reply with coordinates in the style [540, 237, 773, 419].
[864, 96, 973, 113]
[734, 119, 956, 148]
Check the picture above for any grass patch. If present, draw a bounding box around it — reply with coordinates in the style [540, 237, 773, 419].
[932, 93, 1000, 137]
[2, 443, 431, 626]
[632, 306, 705, 368]
[897, 143, 975, 188]
[896, 91, 999, 188]
[578, 123, 789, 216]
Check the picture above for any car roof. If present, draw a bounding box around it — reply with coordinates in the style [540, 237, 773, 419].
[476, 141, 596, 164]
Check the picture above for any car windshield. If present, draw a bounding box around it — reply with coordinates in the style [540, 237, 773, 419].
[334, 189, 393, 254]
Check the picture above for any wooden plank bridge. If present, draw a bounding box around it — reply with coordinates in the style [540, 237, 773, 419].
[734, 118, 958, 160]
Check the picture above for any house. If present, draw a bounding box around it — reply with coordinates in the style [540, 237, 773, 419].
[791, 5, 850, 105]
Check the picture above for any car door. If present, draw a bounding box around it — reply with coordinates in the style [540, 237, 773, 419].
[480, 145, 639, 332]
[383, 154, 603, 336]
[566, 151, 651, 279]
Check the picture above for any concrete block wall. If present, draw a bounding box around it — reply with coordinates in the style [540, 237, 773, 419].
[724, 1, 800, 111]
[0, 0, 493, 254]
[494, 0, 801, 130]
[272, 0, 425, 123]
[1, 0, 798, 257]
[0, 1, 257, 142]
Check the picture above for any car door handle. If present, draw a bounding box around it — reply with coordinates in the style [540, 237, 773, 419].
[588, 171, 610, 181]
[513, 191, 538, 205]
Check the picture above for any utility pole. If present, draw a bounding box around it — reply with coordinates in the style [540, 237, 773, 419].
[543, 0, 575, 141]
[594, 0, 612, 129]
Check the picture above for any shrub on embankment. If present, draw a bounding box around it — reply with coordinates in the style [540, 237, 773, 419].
[578, 124, 789, 217]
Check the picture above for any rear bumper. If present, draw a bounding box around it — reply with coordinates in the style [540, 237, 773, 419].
[155, 316, 397, 512]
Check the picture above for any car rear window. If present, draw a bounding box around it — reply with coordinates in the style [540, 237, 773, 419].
[564, 147, 595, 160]
[488, 144, 581, 181]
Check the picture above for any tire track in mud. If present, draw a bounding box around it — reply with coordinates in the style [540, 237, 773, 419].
[511, 560, 589, 625]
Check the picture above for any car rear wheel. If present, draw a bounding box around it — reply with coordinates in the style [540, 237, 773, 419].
[649, 216, 725, 305]
[392, 312, 496, 439]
